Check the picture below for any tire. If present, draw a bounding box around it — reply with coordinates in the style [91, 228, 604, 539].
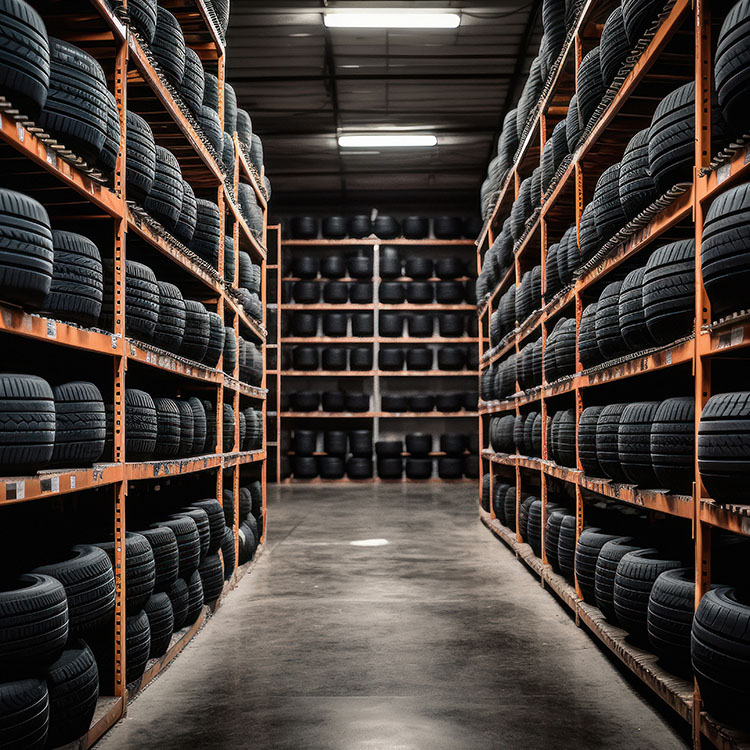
[0, 0, 49, 119]
[187, 397, 206, 455]
[138, 526, 179, 592]
[152, 396, 181, 459]
[0, 678, 48, 749]
[596, 280, 629, 360]
[222, 402, 234, 452]
[545, 510, 570, 571]
[124, 388, 157, 460]
[125, 111, 156, 202]
[0, 574, 68, 672]
[377, 458, 403, 479]
[318, 455, 345, 479]
[647, 567, 695, 671]
[347, 254, 372, 279]
[691, 585, 750, 723]
[379, 248, 402, 279]
[98, 89, 120, 173]
[183, 570, 204, 626]
[715, 0, 750, 134]
[551, 409, 576, 468]
[155, 516, 200, 578]
[222, 81, 237, 133]
[405, 281, 434, 304]
[407, 347, 432, 370]
[647, 82, 695, 193]
[0, 188, 53, 309]
[143, 146, 184, 232]
[619, 129, 659, 220]
[180, 300, 210, 362]
[50, 381, 105, 467]
[405, 457, 431, 479]
[642, 239, 695, 344]
[349, 430, 372, 458]
[406, 433, 431, 456]
[593, 163, 627, 242]
[402, 216, 428, 239]
[650, 397, 694, 494]
[201, 311, 223, 369]
[31, 545, 115, 638]
[622, 0, 663, 45]
[189, 199, 221, 267]
[373, 216, 400, 239]
[197, 105, 222, 154]
[93, 532, 155, 613]
[600, 6, 630, 86]
[123, 610, 151, 684]
[579, 406, 604, 477]
[292, 455, 317, 478]
[404, 257, 433, 280]
[320, 255, 345, 279]
[503, 486, 518, 532]
[618, 401, 661, 487]
[321, 216, 346, 240]
[168, 576, 189, 630]
[576, 46, 605, 124]
[613, 549, 682, 643]
[526, 498, 543, 556]
[579, 302, 601, 369]
[618, 267, 655, 352]
[186, 498, 224, 553]
[491, 481, 510, 523]
[201, 399, 216, 453]
[179, 46, 204, 116]
[198, 553, 223, 605]
[173, 180, 197, 247]
[557, 515, 578, 581]
[596, 403, 629, 483]
[151, 7, 184, 85]
[575, 530, 620, 602]
[0, 373, 55, 470]
[376, 440, 403, 458]
[565, 93, 583, 152]
[37, 39, 107, 165]
[220, 527, 236, 580]
[143, 592, 174, 658]
[594, 537, 640, 621]
[45, 640, 98, 747]
[42, 230, 103, 327]
[701, 183, 750, 319]
[153, 281, 186, 354]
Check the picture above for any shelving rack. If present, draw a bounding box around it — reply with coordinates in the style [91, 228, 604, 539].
[475, 1, 750, 747]
[279, 237, 478, 481]
[266, 224, 281, 482]
[0, 0, 267, 743]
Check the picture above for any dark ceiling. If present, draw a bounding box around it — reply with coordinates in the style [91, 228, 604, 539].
[226, 1, 542, 212]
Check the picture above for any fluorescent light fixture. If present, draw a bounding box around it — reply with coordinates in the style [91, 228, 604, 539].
[324, 11, 460, 28]
[350, 539, 389, 547]
[338, 134, 437, 148]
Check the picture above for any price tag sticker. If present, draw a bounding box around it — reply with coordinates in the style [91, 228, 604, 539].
[45, 148, 56, 167]
[5, 481, 24, 500]
[70, 476, 76, 489]
[717, 163, 732, 184]
[16, 122, 24, 142]
[731, 325, 744, 347]
[46, 319, 56, 338]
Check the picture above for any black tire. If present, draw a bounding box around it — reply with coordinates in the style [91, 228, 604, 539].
[642, 239, 695, 345]
[168, 576, 189, 630]
[691, 585, 750, 723]
[187, 498, 224, 554]
[155, 516, 200, 578]
[223, 81, 237, 133]
[405, 433, 431, 456]
[173, 180, 197, 247]
[123, 610, 151, 685]
[151, 7, 185, 85]
[125, 111, 156, 202]
[152, 397, 180, 458]
[578, 302, 601, 369]
[125, 260, 160, 343]
[565, 93, 583, 152]
[42, 230, 103, 327]
[404, 257, 433, 280]
[292, 455, 317, 478]
[594, 537, 640, 622]
[545, 510, 569, 571]
[124, 388, 157, 460]
[596, 280, 629, 360]
[701, 183, 750, 319]
[179, 46, 204, 116]
[138, 526, 179, 593]
[222, 402, 234, 452]
[647, 567, 695, 671]
[0, 574, 68, 673]
[579, 406, 604, 477]
[0, 188, 53, 309]
[143, 592, 174, 658]
[377, 457, 403, 479]
[153, 281, 186, 354]
[715, 0, 750, 134]
[651, 397, 694, 494]
[0, 678, 49, 749]
[31, 544, 115, 638]
[37, 39, 107, 165]
[503, 486, 518, 532]
[45, 640, 98, 747]
[438, 457, 464, 479]
[402, 216, 428, 239]
[180, 300, 210, 362]
[201, 399, 216, 453]
[525, 498, 543, 555]
[557, 515, 578, 581]
[0, 373, 55, 470]
[202, 311, 223, 369]
[349, 282, 372, 303]
[593, 163, 627, 242]
[93, 531, 155, 613]
[622, 0, 663, 44]
[618, 401, 660, 487]
[320, 255, 345, 279]
[619, 129, 659, 220]
[183, 570, 204, 626]
[405, 281, 434, 304]
[600, 6, 630, 86]
[618, 267, 656, 352]
[596, 403, 629, 483]
[647, 82, 695, 193]
[0, 0, 49, 119]
[373, 216, 400, 239]
[379, 248, 402, 279]
[143, 146, 184, 232]
[98, 89, 120, 173]
[491, 481, 510, 523]
[197, 105, 222, 154]
[50, 381, 105, 467]
[198, 553, 223, 605]
[575, 530, 621, 602]
[576, 46, 605, 124]
[187, 397, 206, 455]
[220, 527, 236, 580]
[405, 457, 431, 479]
[189, 199, 221, 267]
[552, 409, 577, 468]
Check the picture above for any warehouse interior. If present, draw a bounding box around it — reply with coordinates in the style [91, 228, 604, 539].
[1, 0, 750, 748]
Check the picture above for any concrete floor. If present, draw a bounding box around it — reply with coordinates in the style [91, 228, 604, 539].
[98, 483, 688, 749]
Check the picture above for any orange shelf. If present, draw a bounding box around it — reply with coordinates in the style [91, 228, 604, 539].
[226, 190, 267, 261]
[126, 340, 221, 384]
[281, 337, 478, 344]
[235, 134, 268, 209]
[281, 370, 478, 377]
[281, 411, 478, 418]
[224, 376, 267, 399]
[282, 238, 476, 246]
[0, 465, 123, 506]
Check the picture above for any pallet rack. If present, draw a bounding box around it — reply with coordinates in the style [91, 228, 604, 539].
[278, 237, 479, 481]
[0, 0, 267, 743]
[475, 0, 750, 747]
[266, 224, 281, 482]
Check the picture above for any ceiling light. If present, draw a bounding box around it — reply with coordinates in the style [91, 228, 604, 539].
[338, 134, 437, 148]
[324, 11, 460, 29]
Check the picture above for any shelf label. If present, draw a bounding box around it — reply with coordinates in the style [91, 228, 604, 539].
[731, 325, 744, 346]
[70, 475, 76, 489]
[41, 476, 60, 493]
[745, 148, 750, 166]
[45, 148, 56, 167]
[16, 122, 24, 142]
[665, 351, 672, 365]
[717, 163, 732, 184]
[46, 319, 56, 338]
[5, 481, 24, 500]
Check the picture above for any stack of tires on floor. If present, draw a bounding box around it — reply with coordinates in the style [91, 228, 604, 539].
[375, 433, 479, 480]
[288, 215, 482, 241]
[478, 0, 750, 730]
[290, 429, 373, 479]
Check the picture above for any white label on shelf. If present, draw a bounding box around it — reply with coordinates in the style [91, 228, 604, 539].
[46, 148, 56, 167]
[732, 325, 744, 346]
[717, 163, 732, 184]
[6, 481, 24, 500]
[111, 335, 118, 350]
[666, 351, 672, 365]
[50, 476, 59, 492]
[46, 319, 56, 338]
[70, 476, 76, 489]
[16, 123, 24, 142]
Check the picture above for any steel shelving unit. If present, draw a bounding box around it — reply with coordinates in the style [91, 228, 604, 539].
[279, 237, 478, 482]
[266, 223, 281, 482]
[475, 0, 750, 747]
[0, 0, 268, 743]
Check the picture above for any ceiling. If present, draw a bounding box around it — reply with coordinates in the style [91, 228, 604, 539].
[226, 1, 542, 212]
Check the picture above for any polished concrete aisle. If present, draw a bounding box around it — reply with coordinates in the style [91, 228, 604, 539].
[99, 484, 687, 749]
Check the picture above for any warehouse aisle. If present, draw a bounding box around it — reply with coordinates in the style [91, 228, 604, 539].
[99, 484, 687, 749]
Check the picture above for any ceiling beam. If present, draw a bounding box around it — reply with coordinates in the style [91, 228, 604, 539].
[231, 72, 514, 82]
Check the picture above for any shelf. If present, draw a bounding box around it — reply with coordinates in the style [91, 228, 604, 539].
[281, 337, 478, 344]
[281, 304, 375, 311]
[281, 412, 478, 418]
[0, 107, 123, 219]
[126, 340, 222, 384]
[236, 134, 268, 210]
[702, 144, 750, 202]
[281, 370, 479, 377]
[223, 376, 267, 399]
[282, 276, 470, 284]
[226, 190, 267, 261]
[283, 477, 476, 484]
[162, 0, 226, 55]
[379, 304, 476, 311]
[282, 239, 476, 246]
[0, 465, 123, 506]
